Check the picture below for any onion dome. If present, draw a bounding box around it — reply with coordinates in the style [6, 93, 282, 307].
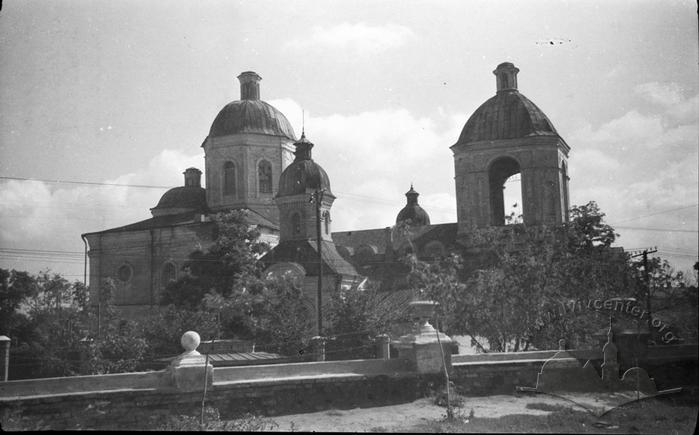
[277, 133, 333, 197]
[454, 62, 558, 145]
[208, 72, 296, 140]
[151, 168, 207, 216]
[396, 185, 430, 226]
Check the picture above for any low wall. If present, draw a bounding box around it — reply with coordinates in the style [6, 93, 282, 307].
[0, 370, 439, 430]
[451, 345, 698, 396]
[0, 371, 165, 399]
[214, 358, 412, 384]
[0, 357, 429, 430]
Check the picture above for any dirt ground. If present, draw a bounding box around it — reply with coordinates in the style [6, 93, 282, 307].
[266, 393, 698, 433]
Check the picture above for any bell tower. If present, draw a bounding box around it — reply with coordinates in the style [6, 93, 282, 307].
[451, 63, 570, 235]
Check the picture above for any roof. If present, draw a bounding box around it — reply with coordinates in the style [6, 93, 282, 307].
[209, 99, 296, 140]
[332, 228, 390, 255]
[396, 185, 430, 226]
[261, 239, 359, 277]
[277, 159, 333, 197]
[151, 186, 207, 213]
[396, 204, 431, 226]
[411, 222, 458, 247]
[277, 134, 333, 197]
[455, 91, 558, 145]
[83, 211, 209, 236]
[83, 208, 278, 237]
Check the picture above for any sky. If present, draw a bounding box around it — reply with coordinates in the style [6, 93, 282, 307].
[0, 0, 697, 283]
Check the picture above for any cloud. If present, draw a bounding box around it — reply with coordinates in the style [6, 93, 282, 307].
[300, 107, 465, 230]
[0, 149, 202, 276]
[567, 85, 698, 272]
[285, 22, 414, 55]
[635, 82, 698, 124]
[635, 82, 685, 107]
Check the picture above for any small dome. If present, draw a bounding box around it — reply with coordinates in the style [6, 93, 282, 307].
[396, 185, 430, 226]
[151, 186, 207, 215]
[454, 63, 558, 145]
[209, 100, 297, 140]
[277, 134, 333, 197]
[208, 72, 296, 140]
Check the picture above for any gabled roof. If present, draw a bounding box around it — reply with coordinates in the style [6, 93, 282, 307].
[82, 208, 278, 237]
[82, 211, 208, 236]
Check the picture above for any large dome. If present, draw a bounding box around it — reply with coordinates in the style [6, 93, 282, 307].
[455, 62, 558, 145]
[277, 134, 333, 197]
[208, 71, 296, 140]
[209, 100, 296, 140]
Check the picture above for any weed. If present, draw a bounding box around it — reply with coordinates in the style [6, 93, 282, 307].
[157, 406, 278, 431]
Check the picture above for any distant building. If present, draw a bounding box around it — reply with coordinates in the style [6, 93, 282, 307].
[83, 63, 571, 316]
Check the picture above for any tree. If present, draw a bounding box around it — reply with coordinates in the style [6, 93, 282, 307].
[0, 269, 37, 339]
[160, 210, 269, 309]
[325, 280, 413, 360]
[633, 257, 698, 344]
[407, 201, 638, 352]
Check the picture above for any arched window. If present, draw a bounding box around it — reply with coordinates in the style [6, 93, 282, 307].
[291, 212, 302, 235]
[323, 211, 331, 234]
[488, 157, 522, 226]
[223, 161, 236, 196]
[258, 160, 273, 194]
[162, 262, 177, 287]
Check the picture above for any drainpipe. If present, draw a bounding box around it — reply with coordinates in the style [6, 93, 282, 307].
[150, 229, 155, 307]
[81, 234, 88, 287]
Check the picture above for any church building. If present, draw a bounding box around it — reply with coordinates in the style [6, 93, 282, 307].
[82, 62, 571, 317]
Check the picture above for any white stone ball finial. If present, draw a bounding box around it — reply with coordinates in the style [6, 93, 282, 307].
[181, 331, 201, 352]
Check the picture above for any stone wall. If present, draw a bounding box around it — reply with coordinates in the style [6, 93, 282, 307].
[1, 372, 441, 430]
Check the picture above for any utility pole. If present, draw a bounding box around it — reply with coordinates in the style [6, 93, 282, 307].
[631, 247, 657, 327]
[310, 189, 326, 336]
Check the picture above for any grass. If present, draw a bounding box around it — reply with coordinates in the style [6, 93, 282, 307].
[406, 396, 698, 434]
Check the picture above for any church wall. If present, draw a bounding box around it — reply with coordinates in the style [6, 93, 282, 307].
[204, 133, 294, 222]
[85, 223, 215, 311]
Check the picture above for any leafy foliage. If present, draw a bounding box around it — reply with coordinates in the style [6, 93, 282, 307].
[406, 201, 649, 351]
[325, 280, 412, 359]
[160, 210, 269, 309]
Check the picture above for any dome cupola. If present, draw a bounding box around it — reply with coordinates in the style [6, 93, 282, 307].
[454, 62, 558, 145]
[151, 168, 207, 217]
[208, 72, 296, 140]
[277, 133, 333, 197]
[396, 184, 430, 226]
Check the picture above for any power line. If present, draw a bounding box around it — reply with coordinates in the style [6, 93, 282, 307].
[613, 226, 698, 234]
[613, 204, 699, 224]
[0, 176, 174, 190]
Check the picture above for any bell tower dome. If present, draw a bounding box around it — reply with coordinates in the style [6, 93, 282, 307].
[276, 133, 335, 242]
[451, 63, 570, 235]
